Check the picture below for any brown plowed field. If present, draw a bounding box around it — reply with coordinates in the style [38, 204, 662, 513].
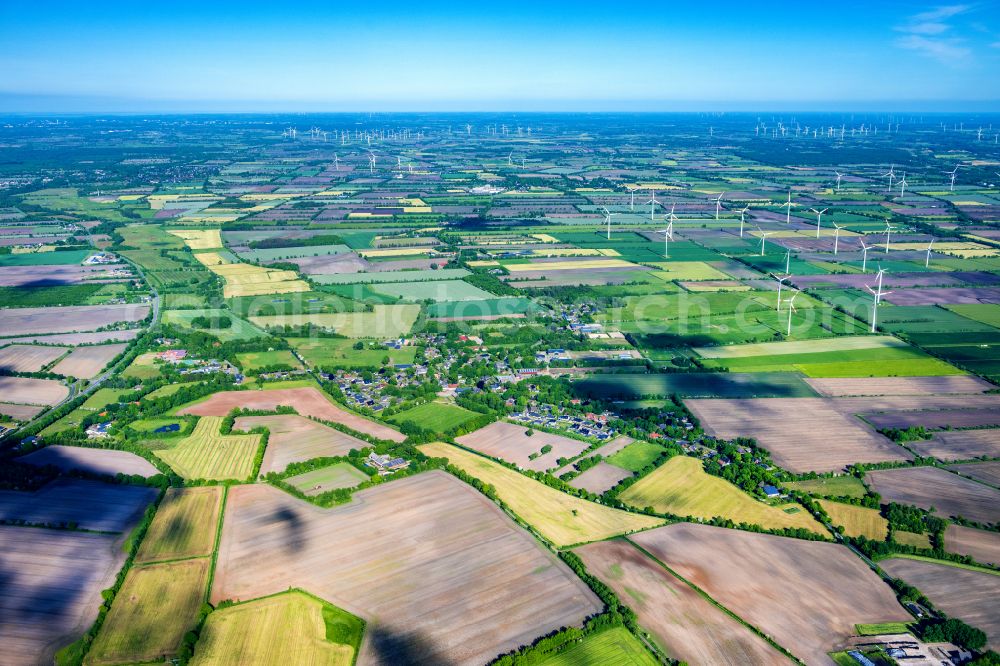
[0, 344, 67, 372]
[948, 461, 1000, 488]
[866, 466, 1000, 525]
[179, 387, 404, 442]
[0, 478, 156, 533]
[212, 472, 601, 666]
[50, 343, 127, 379]
[945, 524, 1000, 566]
[0, 303, 149, 336]
[233, 414, 368, 473]
[568, 462, 633, 494]
[805, 375, 994, 397]
[17, 445, 159, 477]
[575, 539, 790, 664]
[0, 376, 69, 405]
[455, 420, 589, 471]
[631, 523, 909, 664]
[908, 429, 1000, 461]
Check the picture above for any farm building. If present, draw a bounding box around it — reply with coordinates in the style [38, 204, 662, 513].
[366, 452, 409, 474]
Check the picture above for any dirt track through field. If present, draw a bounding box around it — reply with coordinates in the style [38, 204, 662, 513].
[212, 472, 601, 665]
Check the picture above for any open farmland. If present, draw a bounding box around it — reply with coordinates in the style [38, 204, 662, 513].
[538, 626, 659, 666]
[49, 343, 127, 378]
[631, 523, 911, 664]
[288, 336, 417, 369]
[0, 303, 149, 336]
[387, 401, 478, 433]
[162, 309, 266, 341]
[191, 590, 361, 666]
[804, 375, 995, 397]
[233, 414, 367, 473]
[879, 558, 1000, 649]
[818, 499, 888, 540]
[211, 474, 602, 665]
[866, 466, 1000, 525]
[17, 445, 159, 477]
[155, 416, 261, 481]
[907, 429, 1000, 461]
[136, 487, 222, 563]
[0, 478, 155, 532]
[420, 442, 662, 546]
[568, 462, 634, 494]
[0, 329, 141, 345]
[181, 387, 405, 442]
[0, 343, 66, 372]
[784, 475, 868, 498]
[620, 456, 825, 533]
[249, 304, 420, 338]
[87, 558, 211, 665]
[574, 539, 789, 665]
[945, 524, 1000, 566]
[455, 420, 589, 472]
[947, 461, 1000, 488]
[685, 397, 912, 473]
[370, 279, 494, 302]
[0, 527, 129, 666]
[574, 371, 818, 399]
[286, 462, 370, 495]
[0, 375, 70, 405]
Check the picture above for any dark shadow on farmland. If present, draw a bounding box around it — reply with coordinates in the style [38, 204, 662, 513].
[9, 278, 74, 288]
[366, 625, 456, 666]
[266, 506, 306, 553]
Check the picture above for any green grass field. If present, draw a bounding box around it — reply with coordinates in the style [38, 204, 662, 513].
[162, 293, 208, 309]
[0, 249, 91, 266]
[40, 388, 127, 435]
[819, 500, 887, 540]
[136, 487, 222, 563]
[154, 416, 260, 481]
[86, 558, 209, 665]
[620, 456, 825, 534]
[162, 309, 266, 342]
[286, 463, 370, 495]
[0, 284, 104, 307]
[606, 441, 666, 472]
[251, 305, 420, 338]
[426, 297, 536, 319]
[191, 590, 362, 666]
[420, 442, 662, 547]
[854, 622, 912, 636]
[785, 476, 867, 498]
[388, 402, 479, 433]
[945, 304, 1000, 329]
[236, 350, 302, 372]
[538, 627, 658, 666]
[893, 531, 933, 549]
[646, 261, 732, 281]
[371, 279, 495, 302]
[287, 337, 417, 369]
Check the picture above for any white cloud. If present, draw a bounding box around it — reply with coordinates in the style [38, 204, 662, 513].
[894, 4, 975, 64]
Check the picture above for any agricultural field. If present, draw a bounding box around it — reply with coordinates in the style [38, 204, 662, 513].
[249, 304, 421, 338]
[455, 420, 590, 472]
[420, 442, 662, 546]
[212, 474, 602, 665]
[945, 524, 1000, 566]
[784, 475, 868, 498]
[620, 456, 825, 533]
[17, 445, 159, 478]
[568, 462, 634, 494]
[285, 462, 370, 495]
[818, 499, 888, 540]
[880, 558, 1000, 649]
[0, 478, 156, 532]
[574, 539, 789, 665]
[154, 416, 261, 481]
[191, 591, 362, 666]
[136, 487, 223, 563]
[631, 523, 911, 665]
[907, 429, 1000, 461]
[866, 466, 1000, 526]
[162, 308, 266, 341]
[288, 336, 418, 369]
[0, 343, 66, 372]
[574, 371, 818, 399]
[180, 387, 405, 442]
[49, 342, 127, 378]
[370, 278, 495, 302]
[0, 375, 69, 407]
[0, 527, 129, 666]
[235, 349, 302, 372]
[805, 375, 994, 397]
[947, 461, 1000, 488]
[86, 558, 211, 665]
[233, 414, 367, 473]
[538, 626, 659, 666]
[0, 303, 149, 336]
[387, 401, 479, 433]
[605, 440, 669, 472]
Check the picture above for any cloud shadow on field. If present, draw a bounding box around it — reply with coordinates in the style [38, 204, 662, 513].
[366, 625, 456, 666]
[267, 506, 306, 553]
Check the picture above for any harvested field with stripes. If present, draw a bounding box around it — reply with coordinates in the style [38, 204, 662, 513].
[866, 466, 1000, 525]
[155, 416, 261, 481]
[818, 500, 888, 540]
[233, 414, 368, 473]
[50, 343, 127, 378]
[181, 387, 405, 442]
[575, 539, 789, 665]
[0, 303, 149, 336]
[17, 445, 159, 478]
[805, 375, 994, 397]
[0, 343, 66, 372]
[211, 473, 602, 666]
[945, 524, 1000, 566]
[631, 523, 910, 665]
[455, 420, 589, 472]
[0, 375, 70, 405]
[947, 461, 1000, 487]
[136, 487, 222, 563]
[568, 462, 633, 494]
[907, 429, 1000, 461]
[0, 527, 128, 666]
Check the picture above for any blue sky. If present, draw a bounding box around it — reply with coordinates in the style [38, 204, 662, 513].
[1, 1, 998, 111]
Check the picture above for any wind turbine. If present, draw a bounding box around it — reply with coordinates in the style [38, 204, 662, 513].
[882, 164, 896, 192]
[626, 185, 637, 211]
[367, 152, 376, 175]
[601, 207, 617, 240]
[507, 152, 513, 166]
[859, 239, 872, 272]
[657, 217, 674, 258]
[645, 189, 662, 221]
[772, 273, 792, 311]
[782, 190, 793, 224]
[925, 238, 935, 268]
[898, 172, 908, 198]
[738, 204, 751, 238]
[832, 222, 844, 255]
[809, 208, 828, 238]
[835, 171, 843, 192]
[947, 165, 961, 192]
[756, 226, 774, 256]
[784, 248, 791, 273]
[884, 222, 895, 254]
[784, 290, 799, 336]
[714, 192, 726, 221]
[333, 154, 340, 170]
[866, 267, 892, 333]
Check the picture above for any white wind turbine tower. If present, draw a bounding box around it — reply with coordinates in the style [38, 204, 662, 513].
[947, 165, 961, 192]
[925, 238, 935, 268]
[866, 267, 891, 333]
[832, 222, 844, 255]
[784, 290, 799, 336]
[738, 204, 751, 238]
[882, 164, 896, 192]
[782, 190, 794, 224]
[859, 239, 872, 272]
[884, 221, 895, 254]
[626, 185, 637, 211]
[809, 207, 828, 238]
[601, 207, 617, 240]
[835, 171, 843, 192]
[333, 154, 340, 170]
[645, 189, 662, 221]
[657, 215, 674, 258]
[368, 152, 376, 175]
[784, 248, 792, 273]
[898, 172, 908, 198]
[772, 273, 792, 311]
[714, 192, 726, 221]
[508, 152, 513, 166]
[756, 226, 774, 256]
